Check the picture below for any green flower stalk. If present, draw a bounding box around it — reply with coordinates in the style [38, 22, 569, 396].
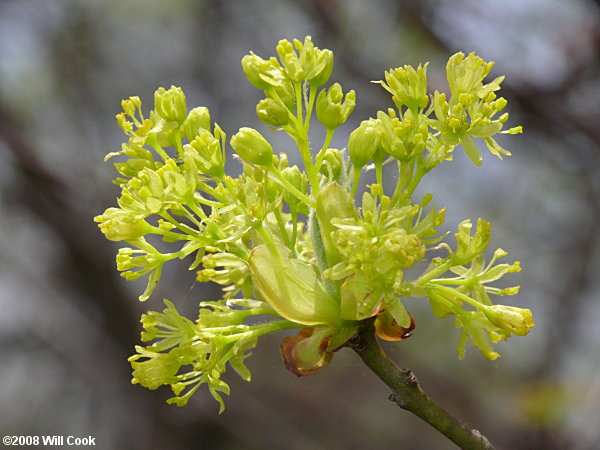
[96, 35, 532, 448]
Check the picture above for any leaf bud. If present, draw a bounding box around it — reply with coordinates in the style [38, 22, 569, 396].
[316, 182, 356, 267]
[280, 328, 334, 377]
[374, 309, 415, 341]
[248, 244, 341, 326]
[340, 273, 384, 321]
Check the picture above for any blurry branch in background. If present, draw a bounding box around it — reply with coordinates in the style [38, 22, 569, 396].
[0, 105, 139, 349]
[0, 53, 236, 450]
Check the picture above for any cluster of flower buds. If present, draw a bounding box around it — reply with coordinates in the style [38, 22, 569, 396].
[275, 37, 333, 86]
[240, 37, 358, 137]
[379, 63, 429, 111]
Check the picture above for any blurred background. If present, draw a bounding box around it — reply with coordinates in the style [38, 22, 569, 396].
[1, 0, 599, 449]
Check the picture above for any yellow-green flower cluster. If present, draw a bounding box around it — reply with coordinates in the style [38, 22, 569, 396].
[423, 239, 526, 360]
[129, 299, 292, 410]
[96, 36, 532, 412]
[324, 189, 426, 320]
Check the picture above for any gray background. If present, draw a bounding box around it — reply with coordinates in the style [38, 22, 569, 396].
[1, 1, 599, 449]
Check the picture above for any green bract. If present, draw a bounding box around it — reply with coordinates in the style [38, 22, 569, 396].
[96, 36, 532, 411]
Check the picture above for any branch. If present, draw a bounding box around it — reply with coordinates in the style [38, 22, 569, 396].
[349, 321, 494, 450]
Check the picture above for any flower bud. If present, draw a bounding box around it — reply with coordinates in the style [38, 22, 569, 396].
[316, 83, 356, 129]
[382, 63, 429, 111]
[272, 152, 286, 169]
[281, 165, 307, 208]
[187, 128, 225, 177]
[241, 52, 276, 90]
[116, 113, 134, 134]
[483, 305, 534, 336]
[121, 97, 139, 117]
[262, 174, 280, 203]
[446, 52, 494, 96]
[453, 218, 491, 265]
[94, 208, 151, 242]
[256, 98, 289, 127]
[307, 48, 333, 87]
[276, 39, 305, 82]
[183, 107, 211, 142]
[270, 79, 296, 111]
[348, 119, 382, 169]
[230, 127, 273, 166]
[318, 148, 343, 180]
[300, 37, 333, 87]
[116, 247, 135, 271]
[154, 86, 187, 124]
